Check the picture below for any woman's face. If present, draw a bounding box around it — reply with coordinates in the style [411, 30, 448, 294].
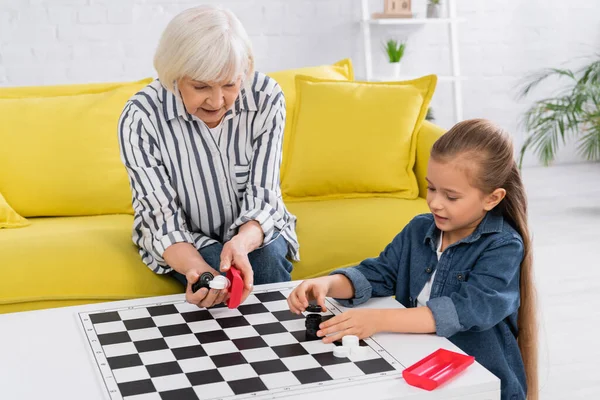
[177, 76, 242, 128]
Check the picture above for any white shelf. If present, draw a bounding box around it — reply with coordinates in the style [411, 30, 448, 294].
[365, 17, 465, 25]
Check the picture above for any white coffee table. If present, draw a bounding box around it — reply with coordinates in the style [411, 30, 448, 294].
[0, 281, 500, 400]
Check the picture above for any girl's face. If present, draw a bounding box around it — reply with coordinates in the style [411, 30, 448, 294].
[177, 76, 242, 128]
[426, 157, 505, 242]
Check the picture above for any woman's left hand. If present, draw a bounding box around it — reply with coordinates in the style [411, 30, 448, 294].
[220, 237, 254, 305]
[317, 309, 383, 344]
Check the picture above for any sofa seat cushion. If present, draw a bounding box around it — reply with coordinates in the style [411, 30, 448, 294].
[0, 214, 180, 314]
[288, 197, 430, 280]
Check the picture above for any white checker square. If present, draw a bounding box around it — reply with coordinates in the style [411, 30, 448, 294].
[188, 319, 221, 333]
[262, 332, 297, 347]
[152, 313, 186, 327]
[281, 319, 306, 332]
[219, 364, 258, 381]
[260, 371, 301, 390]
[178, 356, 216, 373]
[175, 301, 201, 313]
[281, 355, 320, 371]
[94, 321, 126, 335]
[278, 289, 293, 298]
[118, 308, 151, 320]
[139, 349, 176, 365]
[124, 393, 162, 400]
[323, 363, 365, 379]
[129, 327, 162, 342]
[193, 382, 234, 398]
[244, 312, 278, 325]
[165, 334, 200, 349]
[240, 347, 278, 363]
[263, 299, 289, 312]
[113, 365, 150, 384]
[223, 326, 259, 340]
[202, 340, 238, 356]
[208, 307, 242, 319]
[348, 346, 379, 362]
[152, 373, 191, 392]
[240, 294, 260, 305]
[301, 340, 336, 355]
[102, 342, 137, 358]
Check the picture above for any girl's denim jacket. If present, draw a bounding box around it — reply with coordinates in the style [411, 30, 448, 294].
[331, 211, 527, 400]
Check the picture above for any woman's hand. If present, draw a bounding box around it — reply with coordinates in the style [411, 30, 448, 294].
[287, 278, 331, 314]
[185, 267, 229, 308]
[317, 309, 383, 344]
[220, 237, 254, 305]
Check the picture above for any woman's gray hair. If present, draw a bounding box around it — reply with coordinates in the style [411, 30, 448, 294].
[154, 5, 255, 92]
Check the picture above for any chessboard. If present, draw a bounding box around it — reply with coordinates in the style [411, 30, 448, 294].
[78, 285, 406, 400]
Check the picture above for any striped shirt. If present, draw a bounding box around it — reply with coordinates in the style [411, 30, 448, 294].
[118, 73, 299, 274]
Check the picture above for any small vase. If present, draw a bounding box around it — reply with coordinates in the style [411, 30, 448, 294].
[391, 62, 401, 79]
[426, 4, 440, 18]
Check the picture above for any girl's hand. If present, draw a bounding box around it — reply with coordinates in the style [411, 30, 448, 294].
[287, 278, 331, 314]
[220, 238, 254, 305]
[317, 309, 382, 344]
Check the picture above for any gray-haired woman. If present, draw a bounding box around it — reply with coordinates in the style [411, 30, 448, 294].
[118, 5, 299, 308]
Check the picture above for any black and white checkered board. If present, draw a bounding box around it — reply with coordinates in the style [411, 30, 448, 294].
[79, 287, 405, 400]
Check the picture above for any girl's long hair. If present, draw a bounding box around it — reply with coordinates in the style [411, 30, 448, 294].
[430, 119, 538, 399]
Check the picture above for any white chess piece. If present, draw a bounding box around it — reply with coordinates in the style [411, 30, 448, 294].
[209, 275, 230, 290]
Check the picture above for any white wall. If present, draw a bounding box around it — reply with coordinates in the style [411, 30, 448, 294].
[1, 0, 598, 166]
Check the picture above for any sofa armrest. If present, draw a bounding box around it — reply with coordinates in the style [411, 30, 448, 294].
[414, 120, 446, 199]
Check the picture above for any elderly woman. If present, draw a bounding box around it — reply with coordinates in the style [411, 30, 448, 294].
[118, 5, 299, 308]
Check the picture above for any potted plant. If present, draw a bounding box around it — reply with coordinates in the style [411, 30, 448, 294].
[517, 57, 600, 167]
[427, 0, 441, 18]
[383, 39, 406, 79]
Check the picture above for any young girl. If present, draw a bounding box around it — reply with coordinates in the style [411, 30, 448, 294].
[287, 119, 538, 400]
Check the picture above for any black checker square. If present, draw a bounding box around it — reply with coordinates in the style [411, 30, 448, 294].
[118, 379, 156, 397]
[147, 304, 178, 316]
[160, 387, 198, 400]
[233, 336, 268, 351]
[251, 359, 288, 375]
[133, 338, 168, 353]
[237, 303, 269, 315]
[158, 323, 192, 337]
[123, 317, 156, 331]
[313, 351, 351, 366]
[171, 345, 207, 360]
[195, 329, 229, 344]
[254, 322, 287, 336]
[211, 352, 247, 368]
[290, 330, 313, 343]
[145, 361, 183, 378]
[89, 311, 120, 325]
[271, 343, 308, 358]
[254, 291, 286, 303]
[272, 310, 305, 322]
[293, 367, 333, 384]
[187, 368, 224, 386]
[355, 358, 395, 375]
[216, 316, 250, 329]
[181, 309, 213, 323]
[98, 331, 131, 346]
[228, 377, 268, 395]
[107, 354, 142, 370]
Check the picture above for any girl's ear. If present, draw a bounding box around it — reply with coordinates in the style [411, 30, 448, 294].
[484, 188, 507, 211]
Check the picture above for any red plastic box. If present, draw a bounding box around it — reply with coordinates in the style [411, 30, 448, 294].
[402, 348, 475, 391]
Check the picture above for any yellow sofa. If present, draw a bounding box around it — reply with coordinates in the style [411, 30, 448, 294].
[0, 60, 444, 314]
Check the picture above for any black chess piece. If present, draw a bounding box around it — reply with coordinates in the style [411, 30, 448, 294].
[305, 303, 323, 313]
[305, 313, 322, 341]
[192, 272, 215, 293]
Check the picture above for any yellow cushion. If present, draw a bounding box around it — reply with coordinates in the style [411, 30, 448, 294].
[0, 78, 152, 217]
[0, 192, 30, 229]
[0, 214, 180, 314]
[288, 197, 431, 280]
[267, 59, 354, 166]
[281, 75, 437, 201]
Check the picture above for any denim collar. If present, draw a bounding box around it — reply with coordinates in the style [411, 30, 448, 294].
[161, 79, 258, 122]
[423, 210, 505, 250]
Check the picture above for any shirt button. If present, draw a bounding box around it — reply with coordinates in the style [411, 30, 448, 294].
[425, 267, 433, 273]
[457, 273, 464, 281]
